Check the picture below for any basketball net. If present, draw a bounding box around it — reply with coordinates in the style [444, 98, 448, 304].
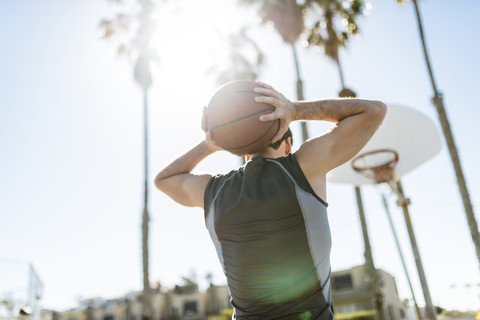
[351, 149, 407, 202]
[352, 149, 398, 183]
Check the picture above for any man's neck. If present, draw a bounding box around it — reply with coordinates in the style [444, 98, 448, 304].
[251, 149, 287, 160]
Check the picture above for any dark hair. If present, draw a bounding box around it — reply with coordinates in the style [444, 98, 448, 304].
[269, 128, 293, 150]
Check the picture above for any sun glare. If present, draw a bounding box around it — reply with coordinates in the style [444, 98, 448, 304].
[152, 0, 252, 87]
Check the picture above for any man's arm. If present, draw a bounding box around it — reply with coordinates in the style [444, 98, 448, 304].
[154, 108, 221, 208]
[293, 98, 386, 175]
[254, 82, 387, 177]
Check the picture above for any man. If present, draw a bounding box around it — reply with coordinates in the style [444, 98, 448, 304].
[155, 82, 386, 319]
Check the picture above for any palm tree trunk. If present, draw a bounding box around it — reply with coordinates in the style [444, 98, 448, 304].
[355, 187, 385, 320]
[291, 43, 309, 142]
[335, 56, 346, 89]
[412, 0, 480, 270]
[142, 87, 153, 320]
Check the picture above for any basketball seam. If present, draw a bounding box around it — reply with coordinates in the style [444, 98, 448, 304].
[208, 108, 274, 131]
[220, 119, 279, 150]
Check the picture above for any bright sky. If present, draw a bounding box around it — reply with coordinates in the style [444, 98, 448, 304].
[1, 0, 479, 312]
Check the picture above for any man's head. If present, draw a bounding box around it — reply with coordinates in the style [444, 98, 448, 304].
[248, 127, 293, 160]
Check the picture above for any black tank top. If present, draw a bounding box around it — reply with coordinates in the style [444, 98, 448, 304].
[204, 154, 333, 320]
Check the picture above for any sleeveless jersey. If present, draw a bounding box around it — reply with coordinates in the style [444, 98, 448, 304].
[204, 154, 333, 320]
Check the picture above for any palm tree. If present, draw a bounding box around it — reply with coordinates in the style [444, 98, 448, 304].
[303, 0, 363, 92]
[302, 1, 386, 318]
[399, 0, 480, 273]
[133, 8, 155, 318]
[240, 0, 310, 141]
[100, 1, 156, 318]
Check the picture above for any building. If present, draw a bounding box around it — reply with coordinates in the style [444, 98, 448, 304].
[43, 266, 404, 320]
[44, 283, 231, 320]
[332, 265, 404, 320]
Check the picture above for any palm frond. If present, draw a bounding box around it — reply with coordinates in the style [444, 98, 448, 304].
[303, 0, 364, 61]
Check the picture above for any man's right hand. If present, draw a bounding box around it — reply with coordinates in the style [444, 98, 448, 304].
[253, 82, 297, 143]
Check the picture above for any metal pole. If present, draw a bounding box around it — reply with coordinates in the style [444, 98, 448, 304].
[355, 187, 385, 320]
[381, 194, 422, 320]
[394, 181, 437, 320]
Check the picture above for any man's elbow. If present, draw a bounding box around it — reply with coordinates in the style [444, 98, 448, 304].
[374, 100, 387, 114]
[154, 173, 185, 195]
[154, 174, 167, 191]
[371, 100, 387, 121]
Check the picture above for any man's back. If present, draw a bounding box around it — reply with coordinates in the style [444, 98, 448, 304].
[204, 155, 333, 319]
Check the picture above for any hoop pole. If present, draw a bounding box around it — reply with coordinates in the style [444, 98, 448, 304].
[381, 194, 422, 320]
[393, 181, 437, 320]
[354, 187, 385, 320]
[386, 181, 406, 202]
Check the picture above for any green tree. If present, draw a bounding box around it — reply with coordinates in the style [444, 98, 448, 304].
[303, 0, 363, 90]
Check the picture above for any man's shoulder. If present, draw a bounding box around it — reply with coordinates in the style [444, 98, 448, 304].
[273, 153, 328, 207]
[273, 153, 298, 165]
[204, 165, 249, 215]
[210, 165, 245, 182]
[206, 166, 245, 194]
[207, 154, 298, 189]
[267, 153, 300, 173]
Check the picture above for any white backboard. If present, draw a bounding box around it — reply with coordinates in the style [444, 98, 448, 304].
[327, 104, 442, 186]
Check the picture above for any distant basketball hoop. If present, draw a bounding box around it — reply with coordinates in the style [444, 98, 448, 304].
[351, 149, 399, 184]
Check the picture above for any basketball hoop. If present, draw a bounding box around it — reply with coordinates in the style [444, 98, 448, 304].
[351, 149, 399, 184]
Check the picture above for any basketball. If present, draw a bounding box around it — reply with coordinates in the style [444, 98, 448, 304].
[206, 80, 280, 156]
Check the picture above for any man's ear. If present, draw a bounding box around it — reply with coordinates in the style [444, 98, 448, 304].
[284, 137, 292, 155]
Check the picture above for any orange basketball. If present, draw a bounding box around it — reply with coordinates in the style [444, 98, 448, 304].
[206, 80, 280, 156]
